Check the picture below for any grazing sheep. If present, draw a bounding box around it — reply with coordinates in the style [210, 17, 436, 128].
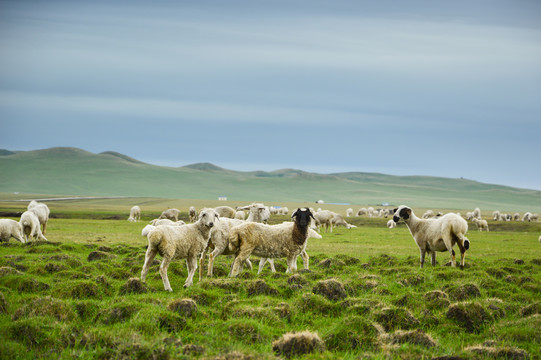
[472, 218, 489, 232]
[0, 219, 25, 243]
[281, 207, 289, 215]
[150, 219, 185, 226]
[356, 208, 367, 216]
[331, 213, 356, 229]
[189, 206, 197, 222]
[422, 210, 434, 219]
[393, 205, 470, 269]
[513, 213, 520, 221]
[465, 212, 474, 221]
[522, 212, 532, 222]
[141, 208, 219, 291]
[20, 211, 48, 242]
[234, 210, 245, 220]
[214, 206, 236, 219]
[313, 210, 334, 233]
[27, 200, 50, 234]
[128, 206, 141, 222]
[387, 219, 397, 229]
[346, 208, 353, 217]
[472, 208, 481, 220]
[492, 210, 501, 221]
[531, 214, 539, 222]
[159, 208, 181, 222]
[228, 208, 315, 277]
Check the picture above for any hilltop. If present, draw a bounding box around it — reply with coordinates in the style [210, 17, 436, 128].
[0, 147, 540, 211]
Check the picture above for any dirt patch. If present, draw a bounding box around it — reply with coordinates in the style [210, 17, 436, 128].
[446, 302, 493, 333]
[119, 277, 149, 295]
[182, 344, 205, 356]
[158, 312, 187, 333]
[373, 307, 419, 332]
[0, 266, 23, 277]
[424, 290, 451, 310]
[228, 321, 264, 343]
[272, 330, 325, 359]
[0, 292, 8, 314]
[317, 258, 346, 269]
[519, 301, 541, 317]
[324, 316, 380, 351]
[247, 279, 278, 296]
[312, 278, 347, 301]
[168, 298, 197, 317]
[447, 284, 481, 301]
[465, 344, 529, 359]
[98, 303, 139, 325]
[87, 251, 116, 262]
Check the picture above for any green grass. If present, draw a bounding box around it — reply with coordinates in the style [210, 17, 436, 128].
[1, 203, 540, 359]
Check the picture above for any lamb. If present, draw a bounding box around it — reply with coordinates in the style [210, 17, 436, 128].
[214, 206, 236, 219]
[387, 219, 397, 229]
[189, 206, 197, 222]
[228, 208, 315, 277]
[128, 206, 141, 222]
[313, 210, 334, 232]
[0, 219, 25, 243]
[392, 205, 470, 269]
[159, 208, 181, 221]
[20, 211, 48, 242]
[472, 218, 489, 232]
[141, 208, 219, 291]
[27, 200, 50, 234]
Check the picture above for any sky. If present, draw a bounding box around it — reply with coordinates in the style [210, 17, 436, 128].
[1, 0, 540, 190]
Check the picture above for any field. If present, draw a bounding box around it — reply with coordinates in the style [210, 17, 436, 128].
[1, 198, 541, 359]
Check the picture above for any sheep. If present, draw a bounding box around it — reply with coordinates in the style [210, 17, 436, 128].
[27, 200, 50, 234]
[513, 213, 520, 221]
[150, 218, 185, 226]
[472, 208, 481, 220]
[0, 219, 25, 243]
[531, 214, 539, 222]
[159, 208, 181, 221]
[228, 208, 315, 277]
[472, 218, 489, 232]
[189, 206, 197, 222]
[522, 212, 532, 222]
[128, 206, 141, 222]
[141, 208, 219, 291]
[356, 208, 367, 216]
[392, 205, 470, 269]
[331, 213, 356, 229]
[214, 206, 236, 219]
[387, 219, 397, 229]
[281, 207, 289, 216]
[237, 203, 270, 223]
[465, 212, 474, 221]
[313, 210, 334, 232]
[492, 210, 501, 221]
[234, 210, 245, 220]
[346, 208, 353, 217]
[20, 211, 48, 242]
[422, 210, 434, 219]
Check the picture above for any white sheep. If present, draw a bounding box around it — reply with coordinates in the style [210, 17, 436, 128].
[0, 219, 25, 243]
[492, 210, 501, 221]
[189, 206, 197, 222]
[159, 208, 181, 221]
[141, 208, 219, 291]
[234, 210, 245, 220]
[393, 205, 470, 269]
[531, 214, 539, 222]
[20, 211, 48, 242]
[331, 213, 356, 229]
[356, 207, 367, 216]
[472, 207, 481, 220]
[422, 210, 434, 219]
[472, 218, 489, 232]
[28, 200, 50, 234]
[346, 208, 353, 217]
[128, 206, 141, 222]
[513, 213, 520, 221]
[313, 210, 334, 232]
[387, 219, 396, 229]
[237, 203, 270, 223]
[214, 206, 236, 219]
[522, 212, 532, 222]
[228, 208, 315, 277]
[150, 218, 185, 226]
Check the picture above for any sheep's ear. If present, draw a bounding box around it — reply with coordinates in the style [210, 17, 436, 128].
[393, 208, 398, 214]
[215, 213, 220, 221]
[291, 209, 299, 218]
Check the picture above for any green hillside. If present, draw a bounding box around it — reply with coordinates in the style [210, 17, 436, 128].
[0, 147, 540, 212]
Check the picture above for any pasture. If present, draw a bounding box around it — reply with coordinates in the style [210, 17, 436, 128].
[1, 198, 540, 359]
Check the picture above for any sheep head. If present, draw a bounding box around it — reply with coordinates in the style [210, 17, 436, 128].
[292, 208, 314, 227]
[198, 208, 219, 228]
[393, 205, 412, 223]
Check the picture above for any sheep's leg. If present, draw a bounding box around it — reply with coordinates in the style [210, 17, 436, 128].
[430, 251, 437, 266]
[230, 248, 253, 277]
[268, 259, 276, 272]
[258, 258, 267, 274]
[141, 245, 158, 282]
[285, 256, 297, 273]
[301, 250, 309, 269]
[245, 258, 253, 270]
[38, 229, 48, 242]
[159, 254, 174, 292]
[184, 256, 198, 288]
[419, 248, 426, 268]
[198, 249, 206, 281]
[42, 221, 47, 235]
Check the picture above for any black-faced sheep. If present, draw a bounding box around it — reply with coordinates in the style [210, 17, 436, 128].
[141, 208, 219, 291]
[393, 205, 470, 269]
[228, 208, 315, 277]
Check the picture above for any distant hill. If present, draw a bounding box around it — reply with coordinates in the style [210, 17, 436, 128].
[0, 147, 540, 211]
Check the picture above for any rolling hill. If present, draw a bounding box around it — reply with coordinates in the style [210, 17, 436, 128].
[1, 147, 540, 211]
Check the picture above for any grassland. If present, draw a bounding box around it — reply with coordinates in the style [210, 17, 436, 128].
[1, 199, 540, 359]
[1, 147, 541, 211]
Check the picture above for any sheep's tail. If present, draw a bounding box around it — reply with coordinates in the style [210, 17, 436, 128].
[147, 228, 164, 248]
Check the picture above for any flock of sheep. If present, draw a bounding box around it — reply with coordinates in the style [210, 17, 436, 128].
[1, 200, 539, 293]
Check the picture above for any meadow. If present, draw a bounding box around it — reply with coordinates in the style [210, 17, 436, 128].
[0, 198, 540, 359]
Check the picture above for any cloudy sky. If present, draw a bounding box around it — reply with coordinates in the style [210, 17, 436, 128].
[1, 0, 540, 190]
